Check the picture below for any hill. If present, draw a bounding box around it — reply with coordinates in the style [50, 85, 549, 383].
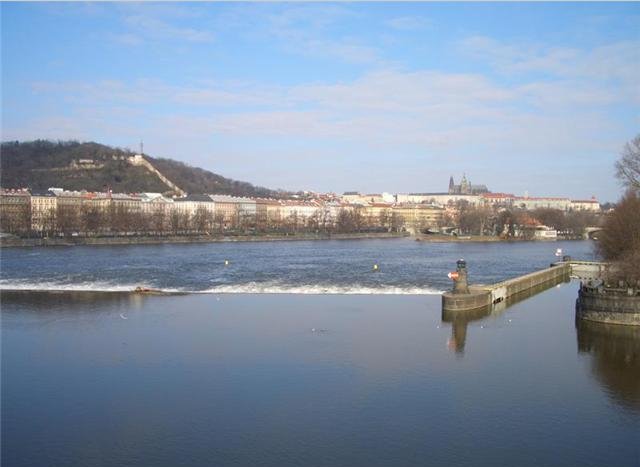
[0, 140, 282, 197]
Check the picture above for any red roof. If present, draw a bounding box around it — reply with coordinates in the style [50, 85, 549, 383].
[482, 193, 515, 199]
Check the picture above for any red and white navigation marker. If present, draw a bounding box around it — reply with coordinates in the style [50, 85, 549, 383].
[448, 271, 459, 280]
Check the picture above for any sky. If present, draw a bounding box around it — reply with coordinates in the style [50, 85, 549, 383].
[1, 2, 638, 202]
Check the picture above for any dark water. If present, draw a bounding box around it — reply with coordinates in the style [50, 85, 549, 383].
[2, 239, 639, 467]
[0, 238, 596, 294]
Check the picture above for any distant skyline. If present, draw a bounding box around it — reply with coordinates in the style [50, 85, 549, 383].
[2, 2, 638, 202]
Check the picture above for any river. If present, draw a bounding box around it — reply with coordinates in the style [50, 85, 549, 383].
[1, 239, 638, 467]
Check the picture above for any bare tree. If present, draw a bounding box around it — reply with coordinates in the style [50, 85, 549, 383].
[597, 190, 640, 283]
[41, 208, 57, 237]
[151, 207, 166, 235]
[2, 203, 31, 235]
[81, 205, 105, 235]
[170, 210, 182, 235]
[336, 209, 353, 233]
[390, 211, 404, 232]
[352, 206, 365, 232]
[378, 209, 391, 231]
[214, 212, 225, 233]
[495, 210, 516, 238]
[198, 207, 215, 234]
[57, 204, 80, 236]
[616, 134, 640, 192]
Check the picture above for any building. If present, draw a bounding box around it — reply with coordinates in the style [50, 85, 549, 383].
[533, 226, 558, 240]
[325, 201, 354, 226]
[448, 174, 489, 195]
[173, 194, 216, 218]
[209, 195, 239, 228]
[237, 197, 257, 226]
[515, 196, 571, 211]
[340, 192, 388, 204]
[481, 193, 516, 207]
[0, 188, 31, 234]
[392, 204, 444, 233]
[361, 202, 394, 225]
[570, 198, 601, 212]
[209, 195, 256, 228]
[109, 192, 142, 215]
[280, 200, 321, 227]
[397, 193, 480, 207]
[30, 190, 57, 233]
[255, 198, 282, 229]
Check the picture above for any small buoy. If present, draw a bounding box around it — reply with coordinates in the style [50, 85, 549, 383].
[224, 260, 229, 266]
[373, 264, 379, 272]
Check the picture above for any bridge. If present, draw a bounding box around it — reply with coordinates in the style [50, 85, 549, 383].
[584, 227, 603, 240]
[568, 260, 610, 280]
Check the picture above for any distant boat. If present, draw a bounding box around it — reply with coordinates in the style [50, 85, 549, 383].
[555, 248, 563, 257]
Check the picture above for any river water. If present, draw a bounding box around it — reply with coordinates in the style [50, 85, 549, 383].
[0, 238, 597, 294]
[1, 239, 638, 467]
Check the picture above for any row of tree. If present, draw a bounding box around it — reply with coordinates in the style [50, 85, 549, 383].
[2, 199, 603, 239]
[452, 202, 599, 238]
[1, 205, 410, 237]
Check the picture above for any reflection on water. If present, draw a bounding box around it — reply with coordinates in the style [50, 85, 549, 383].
[441, 277, 570, 354]
[577, 319, 640, 412]
[3, 287, 639, 467]
[1, 290, 148, 311]
[0, 291, 151, 330]
[442, 307, 490, 354]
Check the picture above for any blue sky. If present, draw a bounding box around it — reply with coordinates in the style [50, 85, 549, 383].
[2, 2, 638, 201]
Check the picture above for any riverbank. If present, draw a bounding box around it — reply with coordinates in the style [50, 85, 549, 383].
[0, 231, 408, 248]
[416, 234, 505, 243]
[415, 234, 584, 243]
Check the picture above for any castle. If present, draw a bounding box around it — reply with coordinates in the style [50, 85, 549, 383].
[448, 174, 489, 195]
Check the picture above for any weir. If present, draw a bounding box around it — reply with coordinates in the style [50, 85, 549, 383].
[442, 260, 605, 313]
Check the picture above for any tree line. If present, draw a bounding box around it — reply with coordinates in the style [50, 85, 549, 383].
[1, 204, 409, 238]
[0, 140, 284, 197]
[452, 201, 599, 238]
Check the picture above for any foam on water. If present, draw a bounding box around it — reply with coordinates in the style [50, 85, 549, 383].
[0, 279, 179, 293]
[198, 282, 443, 295]
[0, 279, 442, 295]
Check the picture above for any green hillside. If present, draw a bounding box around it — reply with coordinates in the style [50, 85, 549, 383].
[0, 140, 281, 197]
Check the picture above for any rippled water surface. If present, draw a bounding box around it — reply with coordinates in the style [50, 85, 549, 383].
[2, 239, 638, 467]
[0, 238, 596, 293]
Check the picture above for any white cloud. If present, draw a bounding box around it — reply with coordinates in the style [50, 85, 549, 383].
[123, 15, 214, 43]
[9, 33, 635, 199]
[460, 35, 640, 104]
[22, 59, 629, 153]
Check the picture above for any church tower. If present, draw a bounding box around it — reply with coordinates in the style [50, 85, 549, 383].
[448, 176, 455, 194]
[460, 174, 469, 194]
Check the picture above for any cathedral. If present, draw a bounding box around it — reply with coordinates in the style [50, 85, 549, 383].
[448, 174, 489, 195]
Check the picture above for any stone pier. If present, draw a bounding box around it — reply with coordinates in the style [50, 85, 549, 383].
[442, 260, 571, 313]
[441, 259, 640, 326]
